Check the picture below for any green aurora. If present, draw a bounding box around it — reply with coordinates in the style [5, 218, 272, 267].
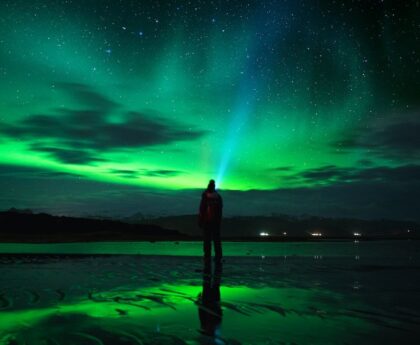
[0, 0, 419, 217]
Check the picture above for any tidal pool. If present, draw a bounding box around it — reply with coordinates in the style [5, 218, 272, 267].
[0, 241, 419, 344]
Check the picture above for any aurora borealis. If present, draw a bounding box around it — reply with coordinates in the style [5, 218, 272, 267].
[0, 0, 419, 219]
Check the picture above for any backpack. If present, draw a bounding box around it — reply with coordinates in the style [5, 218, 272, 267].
[205, 192, 221, 223]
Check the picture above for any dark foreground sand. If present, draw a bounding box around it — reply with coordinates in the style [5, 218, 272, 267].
[1, 241, 419, 344]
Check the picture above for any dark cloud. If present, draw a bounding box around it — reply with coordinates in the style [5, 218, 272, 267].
[109, 169, 139, 178]
[0, 83, 207, 164]
[139, 169, 182, 177]
[300, 165, 349, 181]
[0, 164, 83, 179]
[354, 165, 420, 182]
[45, 171, 84, 178]
[268, 166, 294, 172]
[109, 168, 183, 179]
[332, 119, 420, 160]
[31, 146, 106, 165]
[373, 122, 420, 158]
[298, 164, 420, 184]
[1, 163, 419, 221]
[54, 82, 120, 111]
[222, 181, 420, 222]
[357, 159, 373, 166]
[54, 109, 107, 126]
[1, 110, 206, 151]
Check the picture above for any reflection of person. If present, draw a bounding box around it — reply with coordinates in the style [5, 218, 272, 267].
[198, 179, 223, 265]
[197, 264, 223, 338]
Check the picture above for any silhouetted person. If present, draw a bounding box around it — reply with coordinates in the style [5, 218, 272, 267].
[199, 179, 223, 266]
[197, 263, 223, 339]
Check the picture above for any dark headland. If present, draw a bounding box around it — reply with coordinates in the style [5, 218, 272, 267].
[1, 209, 418, 243]
[0, 209, 186, 243]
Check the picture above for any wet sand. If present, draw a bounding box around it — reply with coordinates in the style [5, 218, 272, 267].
[1, 241, 419, 344]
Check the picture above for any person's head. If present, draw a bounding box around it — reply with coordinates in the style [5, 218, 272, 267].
[207, 179, 216, 192]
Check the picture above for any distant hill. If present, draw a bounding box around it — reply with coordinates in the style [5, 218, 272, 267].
[0, 210, 187, 243]
[135, 214, 419, 239]
[1, 209, 418, 242]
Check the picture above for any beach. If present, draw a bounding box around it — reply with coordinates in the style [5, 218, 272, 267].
[1, 240, 419, 344]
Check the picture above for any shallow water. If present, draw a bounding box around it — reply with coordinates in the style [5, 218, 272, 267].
[1, 241, 419, 344]
[1, 239, 418, 257]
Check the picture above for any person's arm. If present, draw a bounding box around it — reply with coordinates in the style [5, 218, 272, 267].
[198, 192, 206, 227]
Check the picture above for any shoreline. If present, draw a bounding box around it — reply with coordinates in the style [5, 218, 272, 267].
[1, 240, 418, 257]
[0, 236, 417, 244]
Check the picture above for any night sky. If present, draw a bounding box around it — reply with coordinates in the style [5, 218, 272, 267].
[0, 0, 419, 220]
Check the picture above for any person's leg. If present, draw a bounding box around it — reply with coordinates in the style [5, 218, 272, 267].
[213, 224, 222, 263]
[203, 225, 212, 265]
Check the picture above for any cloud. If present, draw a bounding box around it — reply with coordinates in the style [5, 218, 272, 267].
[54, 82, 120, 111]
[0, 164, 83, 179]
[300, 165, 349, 181]
[1, 110, 207, 151]
[332, 118, 420, 160]
[0, 83, 208, 164]
[268, 166, 294, 172]
[109, 168, 183, 179]
[109, 169, 139, 178]
[297, 164, 420, 184]
[222, 180, 420, 221]
[1, 164, 419, 221]
[31, 145, 106, 164]
[357, 159, 373, 166]
[139, 169, 182, 177]
[372, 122, 420, 158]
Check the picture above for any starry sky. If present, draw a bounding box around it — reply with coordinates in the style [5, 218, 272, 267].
[0, 0, 419, 220]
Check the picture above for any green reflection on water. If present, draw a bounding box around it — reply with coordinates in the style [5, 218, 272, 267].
[1, 242, 419, 344]
[0, 240, 413, 257]
[1, 283, 373, 345]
